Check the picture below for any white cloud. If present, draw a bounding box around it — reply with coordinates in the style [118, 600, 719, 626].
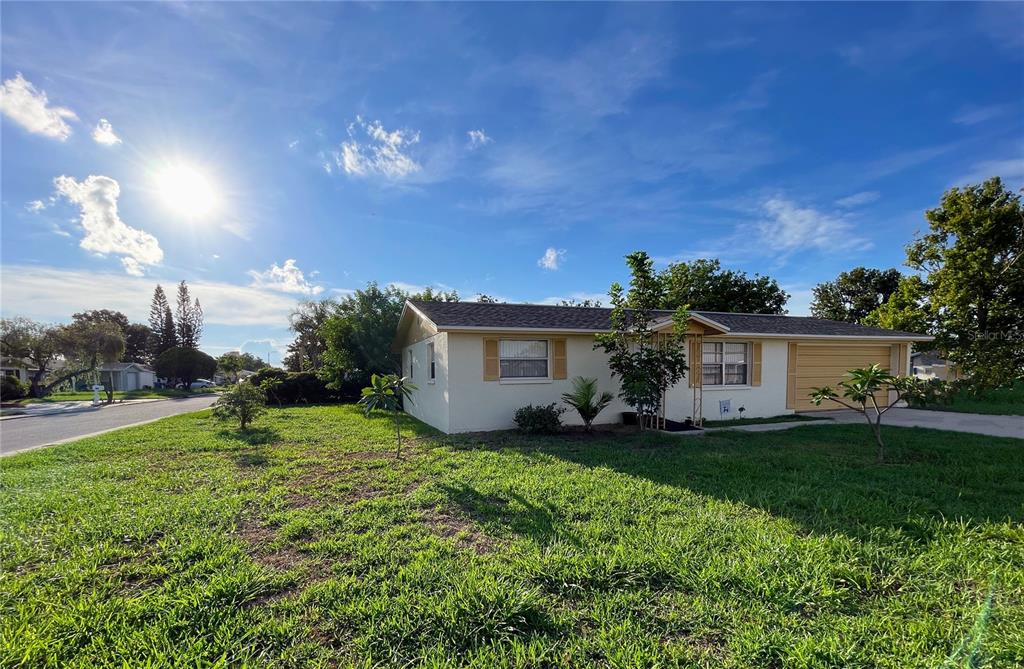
[835, 191, 880, 208]
[25, 199, 47, 212]
[952, 157, 1024, 188]
[121, 257, 145, 277]
[53, 175, 164, 274]
[467, 129, 493, 149]
[759, 197, 870, 254]
[0, 73, 78, 140]
[334, 116, 421, 179]
[0, 265, 304, 328]
[248, 259, 324, 295]
[91, 118, 122, 145]
[537, 247, 566, 271]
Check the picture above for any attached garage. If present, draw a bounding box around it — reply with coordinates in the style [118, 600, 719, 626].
[787, 341, 909, 411]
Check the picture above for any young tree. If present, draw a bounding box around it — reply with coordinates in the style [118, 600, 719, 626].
[906, 177, 1024, 385]
[212, 382, 266, 430]
[596, 252, 690, 430]
[148, 285, 176, 356]
[660, 258, 789, 314]
[809, 364, 925, 463]
[561, 376, 614, 432]
[174, 281, 203, 349]
[810, 267, 903, 323]
[358, 373, 416, 458]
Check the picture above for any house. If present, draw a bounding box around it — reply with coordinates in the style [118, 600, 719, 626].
[392, 300, 934, 434]
[96, 362, 157, 391]
[910, 350, 961, 381]
[1, 356, 35, 382]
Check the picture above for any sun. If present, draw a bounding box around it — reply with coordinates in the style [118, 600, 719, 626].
[155, 164, 219, 218]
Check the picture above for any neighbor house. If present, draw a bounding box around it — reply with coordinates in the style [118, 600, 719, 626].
[910, 350, 961, 381]
[393, 301, 934, 434]
[96, 362, 157, 391]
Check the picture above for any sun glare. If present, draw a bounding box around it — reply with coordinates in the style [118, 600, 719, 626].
[156, 164, 219, 218]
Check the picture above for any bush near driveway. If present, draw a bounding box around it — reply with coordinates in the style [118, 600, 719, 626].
[1, 406, 1021, 667]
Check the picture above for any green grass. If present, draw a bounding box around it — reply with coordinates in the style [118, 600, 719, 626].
[1, 406, 1021, 668]
[914, 381, 1024, 416]
[702, 413, 828, 428]
[12, 387, 219, 404]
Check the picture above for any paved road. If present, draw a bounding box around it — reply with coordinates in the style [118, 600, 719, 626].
[1, 395, 219, 456]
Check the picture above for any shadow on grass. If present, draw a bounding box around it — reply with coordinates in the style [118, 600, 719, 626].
[216, 427, 281, 447]
[528, 424, 1024, 539]
[437, 482, 574, 547]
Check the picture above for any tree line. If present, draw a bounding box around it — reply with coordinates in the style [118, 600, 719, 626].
[284, 177, 1021, 393]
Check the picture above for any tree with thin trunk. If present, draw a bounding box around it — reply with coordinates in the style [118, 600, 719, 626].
[358, 374, 417, 458]
[174, 281, 203, 349]
[809, 364, 925, 463]
[149, 285, 177, 356]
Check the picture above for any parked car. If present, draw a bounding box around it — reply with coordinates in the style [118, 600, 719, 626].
[175, 379, 216, 390]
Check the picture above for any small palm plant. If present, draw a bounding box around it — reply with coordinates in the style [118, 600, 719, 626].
[561, 376, 614, 432]
[810, 364, 923, 462]
[359, 373, 417, 458]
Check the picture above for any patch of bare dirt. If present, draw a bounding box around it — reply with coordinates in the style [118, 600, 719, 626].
[422, 509, 497, 554]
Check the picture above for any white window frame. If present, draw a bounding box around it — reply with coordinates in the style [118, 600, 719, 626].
[427, 342, 436, 383]
[407, 348, 414, 379]
[701, 341, 752, 388]
[498, 338, 552, 384]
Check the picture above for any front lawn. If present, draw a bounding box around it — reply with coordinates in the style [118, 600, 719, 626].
[914, 380, 1024, 416]
[702, 413, 828, 428]
[1, 406, 1021, 668]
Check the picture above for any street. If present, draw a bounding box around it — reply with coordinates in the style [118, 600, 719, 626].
[0, 395, 220, 456]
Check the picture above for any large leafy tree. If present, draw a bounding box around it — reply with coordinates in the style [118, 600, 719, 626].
[659, 258, 788, 314]
[216, 351, 266, 381]
[148, 285, 177, 356]
[174, 281, 203, 349]
[154, 346, 217, 389]
[72, 309, 149, 363]
[0, 317, 124, 398]
[286, 299, 337, 372]
[810, 267, 903, 323]
[907, 177, 1024, 385]
[596, 252, 689, 430]
[320, 282, 406, 389]
[863, 275, 933, 336]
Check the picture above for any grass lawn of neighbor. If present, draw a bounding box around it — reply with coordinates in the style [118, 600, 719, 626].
[914, 381, 1024, 416]
[1, 405, 1021, 668]
[10, 387, 219, 404]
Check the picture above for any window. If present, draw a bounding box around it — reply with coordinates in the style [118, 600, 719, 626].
[499, 339, 548, 379]
[407, 350, 414, 378]
[702, 342, 749, 386]
[427, 342, 436, 382]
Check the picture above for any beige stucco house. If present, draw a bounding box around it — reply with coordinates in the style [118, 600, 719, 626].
[393, 300, 933, 434]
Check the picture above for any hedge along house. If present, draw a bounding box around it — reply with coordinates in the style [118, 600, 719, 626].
[393, 300, 933, 434]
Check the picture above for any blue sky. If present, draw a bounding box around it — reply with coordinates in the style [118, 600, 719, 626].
[2, 2, 1022, 361]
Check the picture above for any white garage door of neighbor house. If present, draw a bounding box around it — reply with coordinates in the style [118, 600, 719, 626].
[788, 343, 892, 412]
[127, 372, 139, 391]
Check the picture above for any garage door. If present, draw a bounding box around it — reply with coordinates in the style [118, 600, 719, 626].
[787, 343, 893, 411]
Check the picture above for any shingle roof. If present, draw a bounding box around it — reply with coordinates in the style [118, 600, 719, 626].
[407, 300, 930, 339]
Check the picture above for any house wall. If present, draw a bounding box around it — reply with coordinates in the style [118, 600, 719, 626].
[446, 332, 632, 433]
[402, 332, 450, 433]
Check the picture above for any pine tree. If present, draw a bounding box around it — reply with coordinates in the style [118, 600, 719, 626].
[148, 285, 176, 356]
[175, 281, 203, 349]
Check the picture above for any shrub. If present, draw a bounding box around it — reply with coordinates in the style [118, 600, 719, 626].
[249, 367, 332, 405]
[212, 382, 266, 430]
[513, 403, 565, 435]
[1, 375, 27, 400]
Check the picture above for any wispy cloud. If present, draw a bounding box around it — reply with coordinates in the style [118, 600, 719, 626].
[0, 73, 77, 140]
[952, 156, 1024, 188]
[835, 191, 880, 208]
[759, 197, 870, 254]
[537, 247, 566, 271]
[91, 118, 122, 145]
[0, 265, 304, 329]
[53, 175, 164, 275]
[334, 116, 421, 179]
[467, 129, 492, 149]
[952, 104, 1008, 126]
[248, 259, 323, 295]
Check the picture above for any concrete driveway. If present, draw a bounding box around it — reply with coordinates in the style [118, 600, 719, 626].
[0, 395, 219, 456]
[809, 408, 1023, 439]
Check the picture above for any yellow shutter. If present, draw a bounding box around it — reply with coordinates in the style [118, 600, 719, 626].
[552, 338, 568, 379]
[483, 338, 499, 381]
[751, 342, 762, 386]
[688, 337, 701, 387]
[786, 342, 798, 409]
